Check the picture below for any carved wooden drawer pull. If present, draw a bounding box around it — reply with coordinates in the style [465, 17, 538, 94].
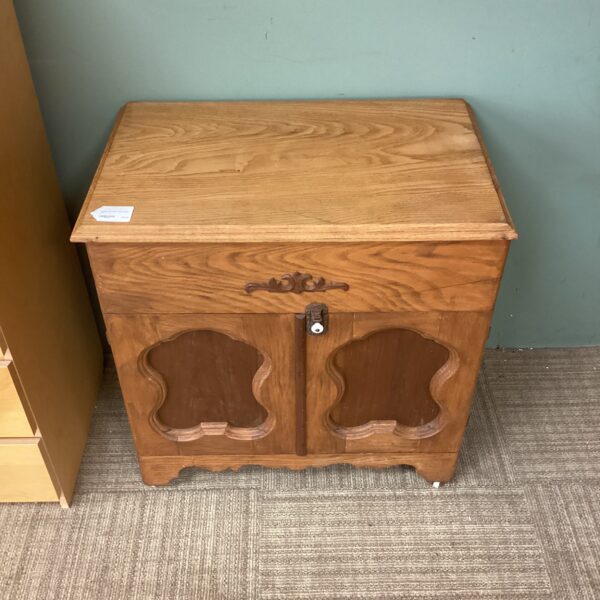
[244, 272, 349, 295]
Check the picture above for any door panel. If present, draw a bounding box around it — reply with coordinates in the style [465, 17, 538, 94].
[306, 311, 490, 454]
[329, 328, 449, 428]
[106, 313, 298, 456]
[146, 330, 267, 435]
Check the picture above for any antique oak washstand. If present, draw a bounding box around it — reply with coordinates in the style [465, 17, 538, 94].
[71, 99, 517, 486]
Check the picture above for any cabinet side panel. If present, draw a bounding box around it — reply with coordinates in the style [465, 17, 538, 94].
[0, 0, 103, 503]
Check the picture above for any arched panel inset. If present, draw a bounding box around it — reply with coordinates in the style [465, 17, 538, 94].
[328, 328, 451, 438]
[141, 329, 271, 441]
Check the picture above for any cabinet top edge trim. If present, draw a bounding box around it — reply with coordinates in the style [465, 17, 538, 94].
[73, 223, 517, 244]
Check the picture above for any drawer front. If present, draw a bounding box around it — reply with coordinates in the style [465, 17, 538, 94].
[0, 439, 59, 503]
[89, 241, 508, 315]
[0, 361, 35, 437]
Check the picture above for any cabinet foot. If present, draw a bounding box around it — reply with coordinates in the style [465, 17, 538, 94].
[139, 462, 182, 486]
[414, 453, 458, 484]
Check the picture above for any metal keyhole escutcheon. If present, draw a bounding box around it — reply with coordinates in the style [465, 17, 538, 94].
[306, 303, 328, 336]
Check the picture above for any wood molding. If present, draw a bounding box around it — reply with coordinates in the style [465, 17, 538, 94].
[138, 328, 275, 443]
[294, 314, 308, 456]
[138, 451, 460, 485]
[324, 325, 459, 441]
[106, 313, 298, 456]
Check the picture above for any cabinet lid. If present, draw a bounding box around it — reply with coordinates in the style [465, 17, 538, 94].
[71, 99, 517, 243]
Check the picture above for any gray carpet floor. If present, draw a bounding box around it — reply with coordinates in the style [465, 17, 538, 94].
[1, 347, 599, 599]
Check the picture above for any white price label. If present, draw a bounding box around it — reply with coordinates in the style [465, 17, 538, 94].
[90, 205, 134, 223]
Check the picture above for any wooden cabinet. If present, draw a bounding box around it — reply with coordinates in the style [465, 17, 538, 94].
[72, 100, 516, 485]
[0, 0, 103, 505]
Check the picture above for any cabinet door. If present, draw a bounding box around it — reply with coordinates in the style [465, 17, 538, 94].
[106, 313, 299, 456]
[306, 311, 490, 455]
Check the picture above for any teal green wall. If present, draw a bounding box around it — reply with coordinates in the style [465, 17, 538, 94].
[14, 1, 600, 347]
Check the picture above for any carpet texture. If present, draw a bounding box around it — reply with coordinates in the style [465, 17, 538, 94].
[1, 347, 599, 599]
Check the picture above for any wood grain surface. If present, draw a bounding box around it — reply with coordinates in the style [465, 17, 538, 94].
[88, 240, 508, 314]
[0, 439, 59, 503]
[306, 311, 491, 455]
[75, 99, 514, 487]
[0, 360, 36, 437]
[0, 0, 103, 505]
[148, 330, 267, 433]
[294, 314, 308, 456]
[329, 328, 449, 429]
[106, 313, 298, 456]
[71, 100, 517, 243]
[138, 451, 459, 486]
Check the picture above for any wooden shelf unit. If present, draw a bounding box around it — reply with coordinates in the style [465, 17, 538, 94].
[0, 0, 103, 506]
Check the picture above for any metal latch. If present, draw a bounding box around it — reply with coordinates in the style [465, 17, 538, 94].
[305, 303, 328, 335]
